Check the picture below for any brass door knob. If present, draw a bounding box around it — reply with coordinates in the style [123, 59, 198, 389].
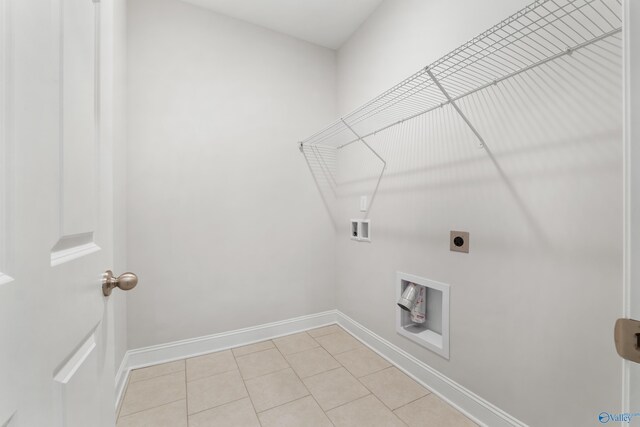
[102, 270, 138, 296]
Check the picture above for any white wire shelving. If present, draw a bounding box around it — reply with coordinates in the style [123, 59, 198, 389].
[299, 0, 622, 152]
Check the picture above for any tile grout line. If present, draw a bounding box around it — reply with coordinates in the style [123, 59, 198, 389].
[121, 325, 436, 426]
[118, 328, 307, 421]
[235, 346, 280, 363]
[272, 335, 337, 426]
[185, 363, 189, 427]
[243, 365, 291, 382]
[327, 330, 412, 426]
[271, 331, 321, 356]
[128, 368, 186, 385]
[118, 397, 187, 420]
[231, 340, 276, 358]
[185, 349, 239, 384]
[233, 349, 264, 427]
[238, 366, 255, 425]
[322, 393, 372, 415]
[186, 394, 251, 418]
[392, 392, 434, 413]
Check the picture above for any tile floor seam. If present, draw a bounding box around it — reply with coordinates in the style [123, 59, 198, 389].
[254, 394, 309, 415]
[290, 361, 336, 426]
[246, 392, 264, 427]
[338, 357, 390, 379]
[256, 395, 339, 427]
[184, 363, 189, 427]
[185, 366, 239, 383]
[129, 368, 187, 385]
[186, 395, 249, 418]
[118, 325, 466, 427]
[352, 369, 405, 415]
[300, 365, 344, 381]
[244, 365, 291, 382]
[239, 372, 263, 427]
[118, 397, 186, 420]
[240, 343, 299, 422]
[325, 394, 409, 427]
[307, 324, 343, 339]
[391, 391, 434, 414]
[127, 370, 187, 388]
[322, 392, 372, 414]
[273, 343, 321, 357]
[239, 370, 252, 418]
[314, 330, 364, 356]
[285, 338, 373, 421]
[357, 366, 430, 414]
[235, 346, 281, 361]
[271, 340, 335, 424]
[232, 340, 275, 358]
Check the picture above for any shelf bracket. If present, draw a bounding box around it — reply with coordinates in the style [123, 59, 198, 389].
[426, 68, 487, 149]
[341, 118, 386, 216]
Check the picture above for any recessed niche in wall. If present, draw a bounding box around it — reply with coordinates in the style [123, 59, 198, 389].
[360, 220, 370, 242]
[350, 219, 371, 242]
[351, 220, 359, 240]
[396, 272, 450, 359]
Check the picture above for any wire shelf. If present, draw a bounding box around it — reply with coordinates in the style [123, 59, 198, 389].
[300, 0, 622, 150]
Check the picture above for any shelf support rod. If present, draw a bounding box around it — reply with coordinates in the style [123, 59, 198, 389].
[341, 118, 386, 215]
[426, 68, 487, 149]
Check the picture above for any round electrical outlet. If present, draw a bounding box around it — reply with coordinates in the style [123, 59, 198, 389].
[454, 236, 464, 247]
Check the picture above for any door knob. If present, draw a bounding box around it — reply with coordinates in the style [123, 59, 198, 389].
[102, 270, 138, 296]
[614, 318, 640, 363]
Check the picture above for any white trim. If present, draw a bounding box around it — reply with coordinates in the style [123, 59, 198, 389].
[336, 311, 526, 427]
[115, 310, 525, 426]
[114, 351, 130, 415]
[622, 0, 634, 415]
[115, 310, 339, 409]
[50, 242, 101, 267]
[54, 334, 97, 384]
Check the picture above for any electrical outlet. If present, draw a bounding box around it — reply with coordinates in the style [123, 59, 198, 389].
[450, 231, 469, 253]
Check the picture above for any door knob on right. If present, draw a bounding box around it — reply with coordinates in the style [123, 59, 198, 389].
[103, 270, 138, 296]
[614, 318, 640, 363]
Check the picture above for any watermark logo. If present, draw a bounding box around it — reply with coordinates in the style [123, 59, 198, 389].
[598, 411, 640, 423]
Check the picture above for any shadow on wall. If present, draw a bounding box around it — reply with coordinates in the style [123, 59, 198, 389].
[302, 34, 622, 249]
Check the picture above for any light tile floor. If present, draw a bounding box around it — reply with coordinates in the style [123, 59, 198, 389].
[117, 325, 477, 426]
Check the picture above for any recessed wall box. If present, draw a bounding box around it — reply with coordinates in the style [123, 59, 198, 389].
[450, 231, 469, 253]
[350, 220, 371, 242]
[351, 220, 359, 240]
[396, 272, 450, 359]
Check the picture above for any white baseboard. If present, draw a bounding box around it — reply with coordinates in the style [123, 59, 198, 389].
[114, 352, 130, 414]
[335, 311, 527, 427]
[114, 310, 339, 410]
[114, 309, 525, 427]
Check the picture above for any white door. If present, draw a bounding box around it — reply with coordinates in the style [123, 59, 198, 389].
[0, 0, 124, 426]
[625, 0, 640, 416]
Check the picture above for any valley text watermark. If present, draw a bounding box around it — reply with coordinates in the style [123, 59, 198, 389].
[599, 412, 640, 423]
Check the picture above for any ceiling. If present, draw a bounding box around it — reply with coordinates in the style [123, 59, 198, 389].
[178, 0, 384, 49]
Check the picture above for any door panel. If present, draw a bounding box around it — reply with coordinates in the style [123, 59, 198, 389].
[0, 0, 12, 286]
[51, 0, 100, 266]
[0, 0, 16, 424]
[0, 0, 118, 425]
[53, 332, 100, 427]
[627, 0, 640, 412]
